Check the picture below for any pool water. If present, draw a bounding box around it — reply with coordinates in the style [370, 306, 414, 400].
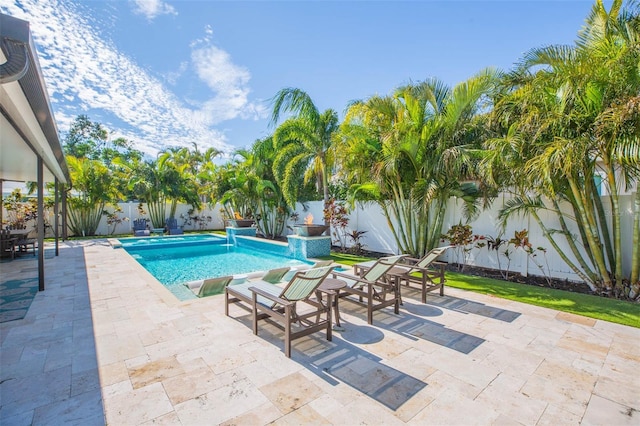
[120, 233, 223, 248]
[121, 235, 311, 301]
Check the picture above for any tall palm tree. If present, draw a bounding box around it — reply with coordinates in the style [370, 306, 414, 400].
[484, 0, 640, 297]
[157, 145, 213, 219]
[270, 88, 338, 215]
[248, 137, 292, 238]
[339, 71, 497, 257]
[65, 156, 122, 236]
[210, 150, 259, 222]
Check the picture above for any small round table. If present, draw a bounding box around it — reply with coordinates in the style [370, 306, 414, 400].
[318, 278, 347, 329]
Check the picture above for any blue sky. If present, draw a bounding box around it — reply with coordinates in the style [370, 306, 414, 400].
[3, 0, 597, 160]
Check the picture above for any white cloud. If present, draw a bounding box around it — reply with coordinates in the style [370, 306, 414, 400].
[192, 46, 252, 122]
[164, 61, 188, 85]
[130, 0, 176, 20]
[2, 0, 268, 156]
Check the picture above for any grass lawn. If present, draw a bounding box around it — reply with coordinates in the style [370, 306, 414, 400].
[326, 252, 373, 266]
[445, 272, 640, 328]
[326, 252, 640, 328]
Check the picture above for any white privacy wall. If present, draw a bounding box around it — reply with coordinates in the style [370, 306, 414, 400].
[7, 192, 636, 283]
[300, 193, 637, 283]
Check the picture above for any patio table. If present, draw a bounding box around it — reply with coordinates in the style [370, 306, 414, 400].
[8, 229, 30, 237]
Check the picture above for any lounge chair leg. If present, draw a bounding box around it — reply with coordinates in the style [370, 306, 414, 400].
[326, 294, 333, 341]
[393, 281, 400, 314]
[367, 285, 373, 324]
[285, 305, 292, 358]
[395, 276, 403, 305]
[252, 294, 258, 335]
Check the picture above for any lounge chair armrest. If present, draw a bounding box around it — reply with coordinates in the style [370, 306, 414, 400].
[330, 271, 377, 286]
[249, 287, 293, 306]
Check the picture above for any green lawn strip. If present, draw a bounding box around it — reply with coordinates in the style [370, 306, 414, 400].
[323, 252, 374, 266]
[445, 271, 640, 328]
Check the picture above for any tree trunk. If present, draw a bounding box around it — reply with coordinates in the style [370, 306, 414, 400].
[568, 177, 612, 290]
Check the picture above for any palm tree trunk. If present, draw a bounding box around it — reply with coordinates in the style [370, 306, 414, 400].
[568, 177, 612, 290]
[321, 163, 330, 226]
[590, 179, 615, 273]
[603, 163, 623, 283]
[169, 199, 178, 219]
[532, 206, 596, 290]
[431, 199, 447, 252]
[551, 198, 599, 285]
[380, 201, 404, 254]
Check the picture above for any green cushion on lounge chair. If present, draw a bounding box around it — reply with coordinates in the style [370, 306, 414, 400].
[186, 276, 233, 298]
[261, 267, 291, 284]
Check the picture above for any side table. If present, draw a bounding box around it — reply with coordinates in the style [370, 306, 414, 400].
[318, 278, 347, 329]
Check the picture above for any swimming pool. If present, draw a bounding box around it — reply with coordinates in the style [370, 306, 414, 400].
[120, 234, 312, 300]
[119, 233, 223, 249]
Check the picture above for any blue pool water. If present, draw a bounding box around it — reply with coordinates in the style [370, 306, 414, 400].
[120, 234, 311, 300]
[119, 233, 223, 249]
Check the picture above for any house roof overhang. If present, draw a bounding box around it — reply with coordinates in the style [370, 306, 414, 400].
[0, 12, 70, 185]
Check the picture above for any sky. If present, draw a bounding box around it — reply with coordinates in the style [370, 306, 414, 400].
[2, 0, 599, 161]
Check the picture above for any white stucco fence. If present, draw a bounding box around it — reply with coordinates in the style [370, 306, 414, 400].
[3, 192, 637, 284]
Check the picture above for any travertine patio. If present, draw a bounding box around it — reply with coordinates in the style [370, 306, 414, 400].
[1, 240, 639, 425]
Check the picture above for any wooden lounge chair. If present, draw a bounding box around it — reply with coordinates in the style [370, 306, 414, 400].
[185, 275, 233, 298]
[354, 246, 450, 304]
[165, 218, 183, 235]
[225, 266, 334, 357]
[332, 254, 406, 324]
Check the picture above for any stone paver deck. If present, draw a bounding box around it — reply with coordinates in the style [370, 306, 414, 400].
[1, 240, 639, 425]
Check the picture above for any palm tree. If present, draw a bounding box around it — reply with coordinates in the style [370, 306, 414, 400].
[65, 156, 122, 236]
[270, 88, 338, 216]
[158, 144, 219, 218]
[247, 137, 292, 238]
[338, 71, 497, 257]
[210, 151, 259, 222]
[484, 0, 640, 297]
